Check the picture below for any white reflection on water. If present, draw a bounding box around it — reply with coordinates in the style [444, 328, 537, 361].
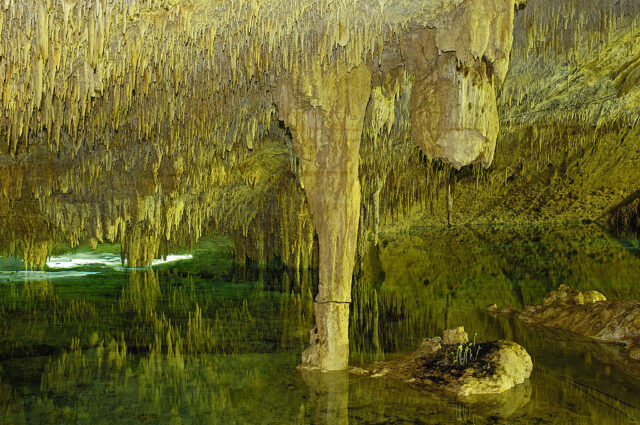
[151, 254, 193, 265]
[0, 270, 98, 282]
[47, 253, 192, 269]
[0, 253, 193, 281]
[46, 253, 123, 269]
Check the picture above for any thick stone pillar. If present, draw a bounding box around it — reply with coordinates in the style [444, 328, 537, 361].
[278, 61, 371, 371]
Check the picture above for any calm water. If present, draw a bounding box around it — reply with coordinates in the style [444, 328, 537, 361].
[1, 225, 640, 424]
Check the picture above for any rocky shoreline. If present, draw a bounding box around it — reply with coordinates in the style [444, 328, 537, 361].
[489, 285, 640, 364]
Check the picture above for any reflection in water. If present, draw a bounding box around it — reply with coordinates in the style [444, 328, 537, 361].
[301, 371, 349, 425]
[0, 225, 639, 424]
[44, 252, 192, 269]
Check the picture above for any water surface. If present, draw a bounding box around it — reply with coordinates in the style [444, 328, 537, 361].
[1, 225, 639, 424]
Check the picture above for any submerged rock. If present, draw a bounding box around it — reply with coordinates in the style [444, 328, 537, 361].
[353, 327, 532, 398]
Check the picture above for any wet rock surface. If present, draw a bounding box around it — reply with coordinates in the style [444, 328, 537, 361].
[518, 285, 640, 349]
[491, 285, 640, 373]
[353, 327, 532, 398]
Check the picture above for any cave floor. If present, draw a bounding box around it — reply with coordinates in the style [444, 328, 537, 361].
[1, 226, 640, 424]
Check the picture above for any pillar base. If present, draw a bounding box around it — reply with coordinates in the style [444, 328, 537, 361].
[299, 301, 350, 371]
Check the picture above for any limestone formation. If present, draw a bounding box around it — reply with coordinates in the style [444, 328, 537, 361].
[404, 0, 517, 169]
[1, 0, 637, 269]
[274, 0, 521, 369]
[0, 0, 524, 270]
[2, 0, 638, 372]
[443, 326, 469, 345]
[278, 61, 372, 371]
[355, 328, 533, 397]
[517, 285, 640, 367]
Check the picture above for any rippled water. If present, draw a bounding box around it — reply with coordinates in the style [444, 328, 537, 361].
[1, 225, 639, 424]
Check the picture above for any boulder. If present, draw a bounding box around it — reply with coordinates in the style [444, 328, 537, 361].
[353, 328, 532, 398]
[541, 284, 606, 306]
[519, 286, 639, 345]
[456, 340, 532, 397]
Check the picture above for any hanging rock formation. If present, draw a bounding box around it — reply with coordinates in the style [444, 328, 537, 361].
[0, 0, 639, 266]
[405, 0, 523, 169]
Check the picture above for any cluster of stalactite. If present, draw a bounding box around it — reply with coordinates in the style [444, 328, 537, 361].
[489, 0, 640, 203]
[0, 0, 457, 158]
[501, 0, 640, 127]
[357, 73, 458, 256]
[359, 0, 640, 245]
[0, 0, 466, 268]
[210, 140, 315, 270]
[0, 131, 319, 268]
[1, 0, 639, 268]
[0, 200, 56, 269]
[516, 0, 640, 61]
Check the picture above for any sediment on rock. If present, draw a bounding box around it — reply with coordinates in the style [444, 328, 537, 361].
[352, 327, 532, 398]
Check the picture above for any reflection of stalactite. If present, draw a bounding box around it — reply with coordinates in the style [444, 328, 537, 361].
[608, 194, 640, 237]
[446, 180, 453, 227]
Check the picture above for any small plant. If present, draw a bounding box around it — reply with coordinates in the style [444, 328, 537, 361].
[446, 332, 486, 368]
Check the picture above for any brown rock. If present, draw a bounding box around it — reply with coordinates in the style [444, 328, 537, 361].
[499, 305, 516, 314]
[519, 285, 640, 365]
[443, 326, 469, 345]
[541, 284, 606, 306]
[404, 0, 518, 169]
[355, 329, 532, 398]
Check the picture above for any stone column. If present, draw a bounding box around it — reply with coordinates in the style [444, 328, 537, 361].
[278, 61, 371, 371]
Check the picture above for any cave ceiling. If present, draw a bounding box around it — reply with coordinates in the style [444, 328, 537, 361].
[0, 0, 639, 268]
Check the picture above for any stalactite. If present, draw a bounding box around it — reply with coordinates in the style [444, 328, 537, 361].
[0, 0, 639, 268]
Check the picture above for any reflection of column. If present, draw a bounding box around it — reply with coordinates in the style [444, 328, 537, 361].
[278, 62, 371, 371]
[301, 370, 349, 425]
